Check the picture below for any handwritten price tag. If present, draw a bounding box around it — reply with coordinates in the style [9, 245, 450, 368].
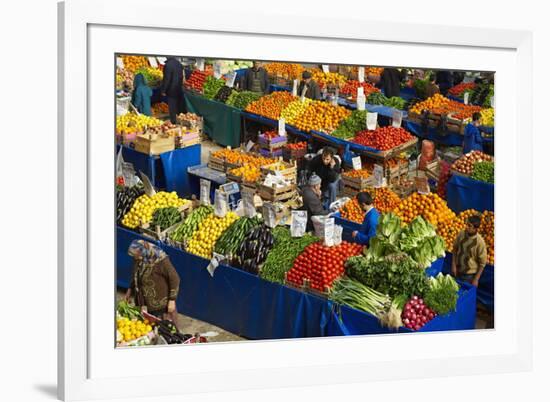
[352, 156, 362, 170]
[278, 118, 286, 137]
[358, 66, 365, 83]
[392, 110, 403, 128]
[366, 112, 378, 130]
[196, 58, 205, 71]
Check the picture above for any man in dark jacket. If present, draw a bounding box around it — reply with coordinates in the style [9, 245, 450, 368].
[161, 56, 185, 123]
[300, 174, 329, 232]
[240, 61, 269, 94]
[377, 68, 403, 98]
[435, 70, 453, 96]
[298, 71, 322, 100]
[309, 147, 341, 208]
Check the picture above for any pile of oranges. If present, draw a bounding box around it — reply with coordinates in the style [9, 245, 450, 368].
[288, 101, 351, 133]
[229, 166, 261, 184]
[409, 93, 482, 120]
[211, 148, 274, 168]
[121, 55, 149, 74]
[373, 188, 401, 213]
[308, 70, 347, 88]
[280, 99, 313, 122]
[340, 197, 364, 223]
[409, 94, 450, 115]
[264, 62, 304, 79]
[342, 169, 371, 179]
[245, 91, 296, 120]
[366, 67, 384, 76]
[395, 192, 456, 226]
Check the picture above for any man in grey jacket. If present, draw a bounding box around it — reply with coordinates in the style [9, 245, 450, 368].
[301, 174, 329, 232]
[240, 61, 269, 94]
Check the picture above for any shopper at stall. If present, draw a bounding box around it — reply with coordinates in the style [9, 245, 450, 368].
[125, 239, 181, 322]
[451, 215, 488, 287]
[435, 70, 453, 96]
[463, 112, 484, 153]
[131, 73, 153, 116]
[425, 74, 440, 99]
[240, 61, 269, 94]
[300, 174, 330, 232]
[298, 71, 321, 100]
[309, 147, 342, 208]
[161, 56, 185, 124]
[376, 67, 403, 98]
[351, 192, 380, 246]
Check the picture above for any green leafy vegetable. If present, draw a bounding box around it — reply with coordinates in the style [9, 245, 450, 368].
[424, 273, 460, 315]
[331, 110, 368, 139]
[471, 161, 494, 184]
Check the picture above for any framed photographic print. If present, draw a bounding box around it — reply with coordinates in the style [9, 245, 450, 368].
[58, 0, 533, 400]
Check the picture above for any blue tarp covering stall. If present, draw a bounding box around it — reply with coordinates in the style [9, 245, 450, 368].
[241, 112, 311, 141]
[117, 145, 166, 189]
[117, 227, 477, 339]
[446, 174, 494, 213]
[404, 120, 465, 146]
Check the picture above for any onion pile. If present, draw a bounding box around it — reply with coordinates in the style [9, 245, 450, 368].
[451, 151, 493, 176]
[401, 295, 436, 331]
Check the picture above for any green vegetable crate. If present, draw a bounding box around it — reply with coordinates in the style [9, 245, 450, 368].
[139, 203, 191, 242]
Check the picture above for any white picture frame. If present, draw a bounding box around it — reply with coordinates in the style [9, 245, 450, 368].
[58, 0, 533, 400]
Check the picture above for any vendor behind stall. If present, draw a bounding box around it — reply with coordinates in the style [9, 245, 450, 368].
[451, 215, 487, 287]
[463, 112, 484, 154]
[309, 146, 342, 208]
[301, 174, 329, 232]
[131, 73, 152, 116]
[240, 61, 269, 94]
[377, 67, 403, 98]
[351, 192, 380, 246]
[125, 239, 180, 322]
[298, 71, 321, 100]
[161, 56, 185, 124]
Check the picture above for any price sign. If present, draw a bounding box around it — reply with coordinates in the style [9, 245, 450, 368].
[241, 190, 256, 218]
[206, 253, 223, 277]
[415, 176, 430, 194]
[226, 71, 237, 88]
[321, 65, 329, 73]
[366, 112, 378, 130]
[290, 210, 307, 238]
[352, 156, 362, 170]
[196, 58, 205, 71]
[463, 92, 470, 105]
[374, 164, 384, 187]
[392, 110, 403, 128]
[490, 96, 494, 107]
[323, 218, 335, 247]
[262, 203, 277, 228]
[200, 179, 211, 205]
[278, 118, 286, 137]
[356, 87, 366, 111]
[213, 62, 222, 79]
[292, 79, 298, 96]
[116, 57, 124, 69]
[245, 140, 255, 152]
[358, 66, 365, 83]
[214, 190, 228, 217]
[148, 57, 158, 68]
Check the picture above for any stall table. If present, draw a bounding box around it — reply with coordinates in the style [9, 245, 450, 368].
[446, 174, 494, 213]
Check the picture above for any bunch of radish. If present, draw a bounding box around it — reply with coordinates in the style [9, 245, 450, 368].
[401, 295, 436, 331]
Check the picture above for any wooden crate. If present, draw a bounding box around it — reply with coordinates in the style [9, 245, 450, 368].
[139, 203, 191, 242]
[260, 160, 297, 184]
[225, 172, 243, 183]
[282, 147, 307, 162]
[134, 132, 175, 155]
[359, 137, 418, 159]
[257, 182, 297, 202]
[207, 151, 226, 172]
[341, 174, 373, 190]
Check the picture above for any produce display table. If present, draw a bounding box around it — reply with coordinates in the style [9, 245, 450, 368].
[446, 174, 494, 213]
[183, 89, 242, 147]
[241, 112, 311, 141]
[117, 145, 201, 195]
[336, 98, 408, 119]
[442, 253, 494, 311]
[117, 227, 477, 338]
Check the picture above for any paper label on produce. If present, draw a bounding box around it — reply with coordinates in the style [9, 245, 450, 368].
[278, 118, 286, 137]
[366, 112, 378, 130]
[245, 140, 255, 152]
[490, 96, 494, 107]
[352, 156, 362, 170]
[392, 110, 403, 128]
[226, 71, 237, 88]
[463, 92, 469, 105]
[291, 211, 307, 238]
[358, 66, 365, 83]
[242, 190, 256, 218]
[116, 57, 124, 69]
[196, 58, 205, 71]
[200, 179, 211, 205]
[321, 65, 329, 73]
[323, 218, 335, 247]
[374, 164, 384, 187]
[147, 57, 158, 68]
[262, 203, 277, 228]
[214, 190, 228, 217]
[292, 79, 298, 96]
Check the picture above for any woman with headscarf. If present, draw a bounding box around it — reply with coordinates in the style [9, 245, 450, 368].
[125, 240, 180, 321]
[131, 73, 153, 116]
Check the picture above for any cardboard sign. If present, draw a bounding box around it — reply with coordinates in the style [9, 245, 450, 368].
[196, 58, 205, 71]
[321, 65, 329, 73]
[366, 112, 378, 130]
[200, 179, 211, 205]
[463, 92, 470, 105]
[148, 57, 158, 68]
[373, 164, 384, 187]
[278, 118, 286, 137]
[290, 210, 307, 238]
[392, 110, 403, 128]
[352, 156, 362, 170]
[241, 190, 256, 218]
[323, 218, 335, 247]
[226, 71, 237, 88]
[262, 203, 277, 228]
[358, 66, 365, 83]
[292, 79, 298, 96]
[214, 190, 228, 217]
[415, 176, 430, 194]
[245, 140, 255, 152]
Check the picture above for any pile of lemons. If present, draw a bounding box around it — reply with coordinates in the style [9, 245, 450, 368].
[116, 112, 163, 135]
[186, 211, 239, 259]
[480, 108, 494, 127]
[280, 99, 312, 122]
[121, 191, 189, 229]
[117, 317, 153, 343]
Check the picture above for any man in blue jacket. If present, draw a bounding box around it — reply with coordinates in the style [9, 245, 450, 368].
[463, 112, 484, 154]
[351, 192, 380, 246]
